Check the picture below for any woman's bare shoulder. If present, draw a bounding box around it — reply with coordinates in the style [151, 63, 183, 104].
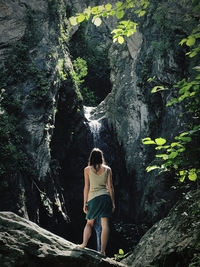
[84, 166, 90, 173]
[103, 165, 111, 171]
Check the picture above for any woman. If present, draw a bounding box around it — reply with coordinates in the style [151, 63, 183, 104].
[79, 148, 115, 256]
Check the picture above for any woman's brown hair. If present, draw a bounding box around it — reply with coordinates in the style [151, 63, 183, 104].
[88, 148, 105, 172]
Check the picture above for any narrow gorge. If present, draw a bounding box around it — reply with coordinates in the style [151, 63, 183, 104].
[0, 0, 199, 266]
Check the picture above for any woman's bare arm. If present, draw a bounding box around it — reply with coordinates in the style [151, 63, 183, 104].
[107, 167, 115, 213]
[83, 167, 90, 214]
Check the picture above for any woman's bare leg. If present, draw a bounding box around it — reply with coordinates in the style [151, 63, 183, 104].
[100, 217, 110, 255]
[79, 219, 94, 248]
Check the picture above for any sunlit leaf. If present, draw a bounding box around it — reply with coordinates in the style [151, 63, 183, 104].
[119, 249, 124, 255]
[143, 140, 156, 144]
[180, 132, 188, 137]
[110, 10, 116, 15]
[93, 17, 102, 26]
[151, 86, 166, 93]
[69, 16, 78, 26]
[105, 3, 112, 11]
[156, 154, 168, 158]
[111, 29, 123, 34]
[146, 166, 160, 172]
[179, 38, 187, 45]
[188, 172, 197, 181]
[138, 10, 146, 17]
[142, 137, 151, 141]
[168, 151, 178, 159]
[171, 142, 183, 148]
[180, 175, 186, 182]
[189, 51, 198, 57]
[186, 37, 196, 46]
[116, 10, 125, 19]
[118, 36, 124, 44]
[155, 145, 170, 150]
[116, 1, 123, 8]
[78, 14, 85, 23]
[155, 138, 166, 145]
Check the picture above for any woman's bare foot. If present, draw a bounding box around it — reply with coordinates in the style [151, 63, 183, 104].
[100, 251, 106, 256]
[77, 244, 86, 248]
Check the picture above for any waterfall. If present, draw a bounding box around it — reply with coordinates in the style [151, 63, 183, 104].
[83, 106, 101, 147]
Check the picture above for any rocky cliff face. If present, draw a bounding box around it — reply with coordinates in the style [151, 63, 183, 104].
[122, 189, 200, 267]
[0, 0, 82, 231]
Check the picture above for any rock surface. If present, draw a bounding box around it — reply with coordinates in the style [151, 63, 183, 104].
[122, 189, 200, 267]
[0, 0, 78, 229]
[0, 212, 127, 267]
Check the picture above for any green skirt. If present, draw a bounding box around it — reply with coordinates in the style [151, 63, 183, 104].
[86, 194, 112, 220]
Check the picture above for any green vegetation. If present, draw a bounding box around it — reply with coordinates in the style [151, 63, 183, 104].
[70, 57, 88, 86]
[114, 249, 128, 261]
[142, 0, 200, 184]
[69, 0, 149, 44]
[70, 22, 111, 105]
[0, 89, 30, 179]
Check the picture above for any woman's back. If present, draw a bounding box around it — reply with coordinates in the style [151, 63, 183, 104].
[87, 165, 109, 201]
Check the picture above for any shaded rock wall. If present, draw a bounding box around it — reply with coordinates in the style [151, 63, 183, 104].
[122, 189, 200, 267]
[0, 0, 80, 231]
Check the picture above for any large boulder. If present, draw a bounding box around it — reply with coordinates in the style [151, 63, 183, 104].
[122, 189, 200, 267]
[0, 212, 127, 267]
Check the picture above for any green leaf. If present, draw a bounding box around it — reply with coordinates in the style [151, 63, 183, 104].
[179, 38, 187, 45]
[93, 17, 102, 27]
[186, 37, 196, 47]
[168, 151, 178, 159]
[127, 29, 135, 37]
[180, 175, 186, 182]
[111, 29, 123, 34]
[179, 170, 186, 176]
[77, 14, 85, 23]
[116, 10, 125, 19]
[188, 172, 197, 181]
[155, 145, 170, 150]
[156, 154, 168, 159]
[105, 4, 112, 11]
[171, 142, 183, 148]
[118, 36, 124, 44]
[189, 51, 198, 57]
[151, 86, 166, 93]
[110, 10, 116, 15]
[69, 16, 78, 26]
[116, 2, 123, 8]
[155, 138, 166, 146]
[179, 136, 192, 142]
[138, 10, 146, 17]
[119, 249, 124, 255]
[143, 140, 156, 145]
[142, 137, 151, 141]
[146, 166, 160, 172]
[180, 132, 188, 137]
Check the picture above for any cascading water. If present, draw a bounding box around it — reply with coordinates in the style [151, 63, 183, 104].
[84, 106, 102, 147]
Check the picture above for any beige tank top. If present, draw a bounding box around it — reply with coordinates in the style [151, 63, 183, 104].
[87, 166, 110, 202]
